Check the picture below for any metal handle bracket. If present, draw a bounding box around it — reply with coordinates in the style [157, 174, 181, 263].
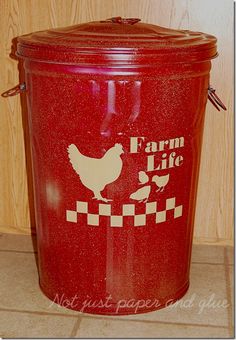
[1, 83, 26, 97]
[208, 86, 227, 111]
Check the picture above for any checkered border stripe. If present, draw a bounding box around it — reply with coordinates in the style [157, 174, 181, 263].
[66, 197, 183, 227]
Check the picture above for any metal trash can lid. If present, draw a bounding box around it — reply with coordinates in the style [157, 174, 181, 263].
[16, 17, 217, 65]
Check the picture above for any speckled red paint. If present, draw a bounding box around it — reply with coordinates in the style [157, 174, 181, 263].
[16, 18, 217, 315]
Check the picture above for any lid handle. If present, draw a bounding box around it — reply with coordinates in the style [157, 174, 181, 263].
[102, 17, 141, 25]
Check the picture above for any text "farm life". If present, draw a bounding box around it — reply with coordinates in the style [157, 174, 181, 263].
[129, 136, 184, 172]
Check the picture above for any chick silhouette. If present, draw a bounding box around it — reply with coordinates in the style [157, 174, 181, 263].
[138, 171, 149, 185]
[130, 185, 151, 203]
[152, 174, 170, 192]
[130, 170, 151, 203]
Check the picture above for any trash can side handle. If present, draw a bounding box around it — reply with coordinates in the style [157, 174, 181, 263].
[1, 82, 26, 97]
[208, 86, 227, 111]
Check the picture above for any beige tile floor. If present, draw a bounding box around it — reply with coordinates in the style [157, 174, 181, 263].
[0, 233, 234, 338]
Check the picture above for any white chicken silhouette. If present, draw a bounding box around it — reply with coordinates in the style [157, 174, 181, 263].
[152, 174, 170, 192]
[68, 143, 124, 202]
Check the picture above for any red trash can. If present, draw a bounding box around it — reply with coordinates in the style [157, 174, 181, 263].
[4, 17, 224, 314]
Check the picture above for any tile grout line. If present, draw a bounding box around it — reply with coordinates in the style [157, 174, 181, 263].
[65, 313, 228, 329]
[0, 249, 37, 254]
[0, 307, 80, 318]
[70, 315, 83, 338]
[0, 307, 229, 329]
[191, 261, 232, 266]
[224, 247, 234, 337]
[66, 314, 229, 329]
